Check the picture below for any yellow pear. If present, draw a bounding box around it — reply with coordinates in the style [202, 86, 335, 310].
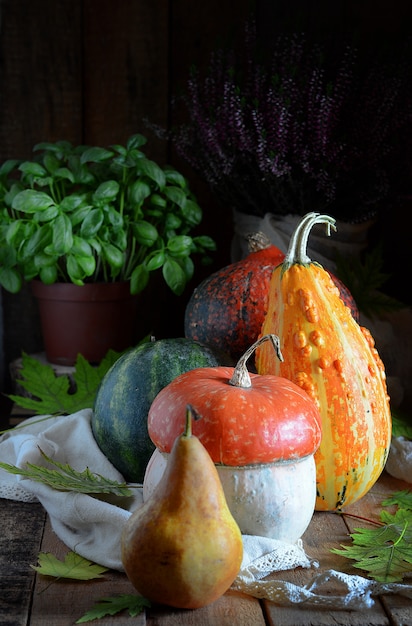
[121, 405, 243, 609]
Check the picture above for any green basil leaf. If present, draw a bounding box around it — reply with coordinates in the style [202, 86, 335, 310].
[4, 182, 23, 207]
[34, 252, 57, 269]
[167, 235, 192, 257]
[0, 267, 22, 293]
[39, 265, 58, 284]
[70, 204, 94, 225]
[92, 180, 120, 203]
[130, 180, 151, 205]
[43, 153, 60, 174]
[133, 220, 158, 246]
[60, 194, 88, 213]
[80, 146, 114, 164]
[0, 243, 17, 267]
[18, 162, 47, 177]
[181, 199, 202, 226]
[52, 214, 73, 254]
[107, 227, 127, 250]
[137, 158, 165, 188]
[163, 186, 187, 209]
[21, 226, 52, 260]
[126, 134, 147, 151]
[164, 168, 186, 187]
[80, 209, 104, 237]
[130, 264, 149, 294]
[146, 250, 166, 271]
[193, 235, 217, 251]
[105, 206, 124, 229]
[162, 257, 186, 295]
[179, 255, 194, 282]
[76, 254, 96, 276]
[102, 243, 124, 269]
[54, 167, 75, 183]
[71, 236, 93, 256]
[12, 190, 56, 214]
[35, 205, 60, 222]
[66, 255, 85, 284]
[5, 220, 22, 245]
[149, 193, 167, 208]
[34, 140, 72, 155]
[0, 159, 21, 178]
[165, 213, 182, 230]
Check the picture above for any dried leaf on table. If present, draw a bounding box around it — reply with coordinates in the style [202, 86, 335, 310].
[31, 551, 108, 580]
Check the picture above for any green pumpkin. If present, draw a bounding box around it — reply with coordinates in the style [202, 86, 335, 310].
[91, 338, 227, 482]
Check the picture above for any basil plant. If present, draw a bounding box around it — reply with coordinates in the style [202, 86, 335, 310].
[0, 134, 215, 296]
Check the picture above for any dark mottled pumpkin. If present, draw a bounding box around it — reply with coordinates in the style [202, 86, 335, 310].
[185, 236, 284, 360]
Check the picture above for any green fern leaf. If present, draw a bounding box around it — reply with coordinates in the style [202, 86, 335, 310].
[0, 448, 133, 496]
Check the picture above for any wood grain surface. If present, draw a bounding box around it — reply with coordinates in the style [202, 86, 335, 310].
[2, 472, 411, 626]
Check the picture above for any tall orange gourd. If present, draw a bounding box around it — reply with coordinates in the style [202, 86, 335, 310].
[256, 212, 391, 511]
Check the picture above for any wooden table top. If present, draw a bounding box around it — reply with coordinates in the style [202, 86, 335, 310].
[1, 470, 411, 625]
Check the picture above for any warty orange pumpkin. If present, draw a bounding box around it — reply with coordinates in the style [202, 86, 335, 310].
[255, 212, 391, 512]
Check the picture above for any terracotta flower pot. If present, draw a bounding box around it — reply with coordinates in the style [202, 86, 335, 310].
[31, 281, 139, 366]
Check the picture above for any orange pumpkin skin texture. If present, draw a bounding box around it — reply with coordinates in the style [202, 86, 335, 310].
[255, 213, 392, 512]
[148, 335, 321, 467]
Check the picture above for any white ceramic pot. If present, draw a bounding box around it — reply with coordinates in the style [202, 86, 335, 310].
[143, 448, 317, 543]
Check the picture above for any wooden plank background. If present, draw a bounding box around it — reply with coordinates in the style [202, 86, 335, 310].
[0, 0, 411, 396]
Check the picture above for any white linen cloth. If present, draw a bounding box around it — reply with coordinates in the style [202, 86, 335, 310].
[1, 409, 412, 609]
[386, 436, 412, 483]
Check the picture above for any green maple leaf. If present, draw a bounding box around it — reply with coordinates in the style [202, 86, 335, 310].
[0, 448, 133, 496]
[382, 490, 412, 511]
[31, 551, 108, 580]
[332, 508, 412, 582]
[8, 350, 123, 415]
[76, 594, 150, 623]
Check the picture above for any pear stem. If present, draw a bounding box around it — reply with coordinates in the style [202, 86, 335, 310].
[185, 405, 193, 438]
[184, 404, 202, 438]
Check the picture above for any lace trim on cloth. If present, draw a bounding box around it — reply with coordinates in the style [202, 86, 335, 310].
[234, 536, 412, 609]
[232, 568, 412, 610]
[0, 481, 38, 502]
[240, 536, 317, 579]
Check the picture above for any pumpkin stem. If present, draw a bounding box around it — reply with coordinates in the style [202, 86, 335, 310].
[246, 231, 272, 253]
[229, 334, 283, 388]
[283, 212, 337, 269]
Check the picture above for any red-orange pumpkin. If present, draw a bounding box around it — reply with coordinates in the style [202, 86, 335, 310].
[185, 233, 358, 361]
[256, 212, 392, 511]
[148, 334, 321, 466]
